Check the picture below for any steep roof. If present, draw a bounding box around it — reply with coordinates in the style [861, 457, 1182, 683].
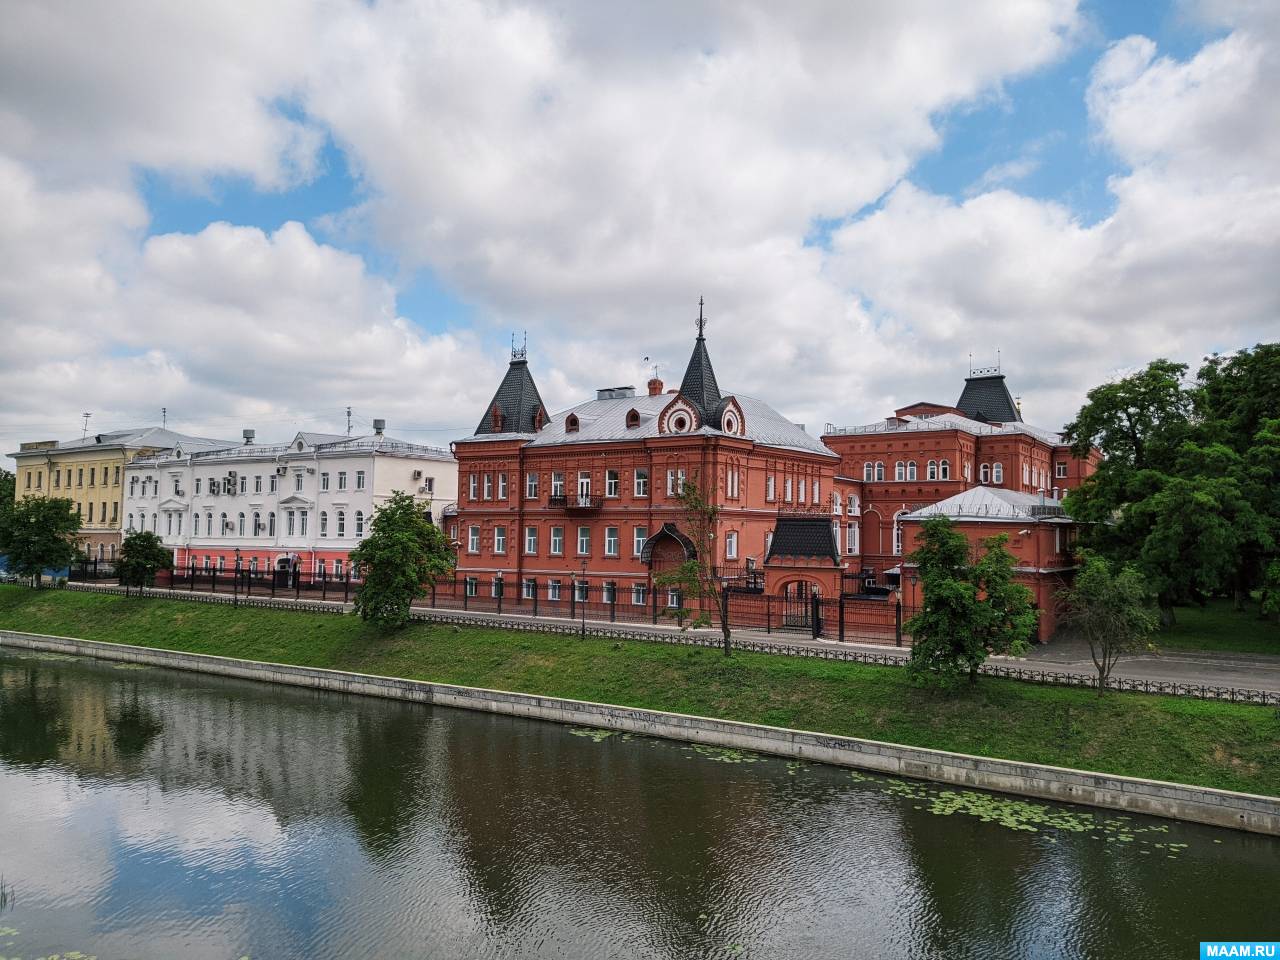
[475, 356, 546, 435]
[902, 486, 1068, 523]
[765, 514, 839, 565]
[677, 334, 722, 422]
[956, 373, 1021, 423]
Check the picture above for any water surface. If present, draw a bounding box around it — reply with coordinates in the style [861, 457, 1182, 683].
[0, 649, 1275, 959]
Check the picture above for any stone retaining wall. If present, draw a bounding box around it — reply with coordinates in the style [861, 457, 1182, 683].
[2, 628, 1277, 836]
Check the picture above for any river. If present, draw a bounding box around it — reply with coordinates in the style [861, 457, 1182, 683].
[0, 648, 1275, 959]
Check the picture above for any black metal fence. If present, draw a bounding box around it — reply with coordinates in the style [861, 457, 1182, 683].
[152, 564, 361, 604]
[68, 559, 118, 582]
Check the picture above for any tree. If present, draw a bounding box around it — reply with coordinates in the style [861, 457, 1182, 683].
[653, 472, 733, 654]
[117, 530, 173, 588]
[1058, 553, 1158, 694]
[347, 491, 454, 628]
[1063, 359, 1192, 471]
[2, 496, 80, 587]
[905, 517, 1036, 688]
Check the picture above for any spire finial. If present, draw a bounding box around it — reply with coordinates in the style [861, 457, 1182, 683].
[511, 331, 527, 362]
[696, 296, 707, 338]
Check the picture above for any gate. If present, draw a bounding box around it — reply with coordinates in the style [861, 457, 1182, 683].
[778, 592, 812, 631]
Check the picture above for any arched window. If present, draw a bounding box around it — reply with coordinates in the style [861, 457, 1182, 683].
[1022, 463, 1030, 485]
[207, 512, 214, 536]
[268, 512, 276, 537]
[565, 413, 579, 433]
[127, 513, 134, 532]
[98, 543, 105, 560]
[875, 461, 885, 482]
[993, 463, 1004, 485]
[940, 460, 950, 480]
[927, 460, 938, 481]
[237, 512, 245, 536]
[337, 511, 345, 538]
[320, 511, 328, 537]
[980, 464, 991, 484]
[252, 511, 261, 536]
[847, 494, 859, 515]
[151, 513, 157, 532]
[863, 462, 874, 482]
[892, 510, 907, 556]
[907, 461, 917, 481]
[626, 409, 640, 429]
[894, 461, 905, 481]
[193, 513, 200, 536]
[355, 510, 364, 537]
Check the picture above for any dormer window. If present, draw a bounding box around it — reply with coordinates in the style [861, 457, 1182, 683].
[297, 441, 304, 451]
[533, 407, 545, 430]
[626, 409, 641, 429]
[491, 404, 505, 431]
[565, 414, 580, 434]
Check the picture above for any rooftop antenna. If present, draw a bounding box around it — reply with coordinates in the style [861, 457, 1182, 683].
[643, 356, 662, 380]
[997, 347, 1002, 373]
[346, 405, 353, 436]
[161, 406, 167, 429]
[511, 331, 527, 362]
[968, 352, 973, 376]
[695, 296, 708, 338]
[81, 412, 92, 439]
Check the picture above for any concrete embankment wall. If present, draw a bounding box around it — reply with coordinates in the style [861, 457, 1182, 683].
[2, 628, 1277, 837]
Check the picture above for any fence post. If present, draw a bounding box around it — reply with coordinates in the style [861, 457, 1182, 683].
[431, 579, 437, 608]
[246, 571, 252, 597]
[610, 589, 616, 623]
[497, 579, 503, 616]
[271, 568, 277, 598]
[321, 569, 327, 602]
[190, 562, 196, 593]
[766, 595, 772, 634]
[838, 596, 845, 643]
[344, 571, 350, 604]
[532, 579, 539, 617]
[651, 588, 658, 625]
[463, 580, 469, 610]
[570, 583, 576, 621]
[811, 591, 821, 640]
[895, 598, 903, 647]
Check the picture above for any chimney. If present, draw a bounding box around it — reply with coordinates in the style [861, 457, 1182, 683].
[242, 429, 255, 445]
[373, 418, 386, 435]
[647, 378, 664, 396]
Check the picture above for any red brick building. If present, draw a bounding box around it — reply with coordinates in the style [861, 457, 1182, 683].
[451, 323, 844, 610]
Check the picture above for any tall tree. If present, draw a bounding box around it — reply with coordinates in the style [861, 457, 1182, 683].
[1058, 553, 1158, 693]
[2, 497, 81, 587]
[0, 468, 15, 561]
[653, 472, 733, 653]
[117, 530, 174, 588]
[905, 517, 1036, 687]
[348, 491, 454, 629]
[1063, 359, 1192, 471]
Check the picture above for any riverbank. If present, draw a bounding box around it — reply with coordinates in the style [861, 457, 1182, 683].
[2, 585, 1278, 796]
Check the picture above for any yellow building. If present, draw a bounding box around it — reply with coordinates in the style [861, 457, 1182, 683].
[8, 427, 233, 560]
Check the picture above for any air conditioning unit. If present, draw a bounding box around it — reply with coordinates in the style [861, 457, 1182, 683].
[418, 485, 431, 494]
[227, 471, 237, 479]
[306, 467, 316, 474]
[412, 470, 423, 480]
[276, 466, 287, 476]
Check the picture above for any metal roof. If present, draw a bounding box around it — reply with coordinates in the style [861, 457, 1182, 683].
[765, 514, 839, 564]
[678, 334, 722, 422]
[956, 373, 1022, 423]
[474, 356, 546, 435]
[9, 426, 237, 459]
[824, 411, 1064, 446]
[902, 486, 1070, 523]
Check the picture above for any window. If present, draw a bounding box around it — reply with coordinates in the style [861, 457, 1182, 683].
[667, 588, 681, 609]
[577, 526, 591, 555]
[166, 513, 173, 535]
[634, 526, 648, 556]
[725, 531, 738, 560]
[980, 463, 991, 484]
[577, 471, 591, 499]
[270, 475, 278, 493]
[784, 477, 793, 502]
[993, 463, 1004, 485]
[605, 470, 619, 497]
[235, 512, 244, 536]
[191, 513, 198, 535]
[268, 512, 276, 537]
[603, 581, 616, 604]
[940, 460, 950, 480]
[726, 468, 739, 498]
[335, 558, 343, 577]
[863, 462, 873, 482]
[194, 477, 201, 495]
[522, 578, 536, 600]
[464, 577, 478, 597]
[321, 472, 330, 491]
[812, 478, 820, 504]
[525, 526, 538, 554]
[892, 511, 905, 556]
[551, 471, 565, 497]
[217, 556, 225, 571]
[111, 502, 118, 523]
[550, 526, 564, 555]
[1023, 463, 1030, 485]
[1056, 461, 1068, 479]
[798, 478, 806, 502]
[239, 476, 246, 495]
[575, 579, 588, 602]
[151, 512, 157, 532]
[89, 467, 95, 486]
[338, 471, 348, 491]
[895, 462, 905, 481]
[468, 526, 480, 552]
[299, 511, 308, 536]
[316, 559, 327, 577]
[526, 472, 539, 498]
[114, 465, 121, 485]
[320, 511, 329, 537]
[497, 473, 507, 499]
[907, 461, 917, 481]
[767, 475, 776, 500]
[286, 511, 296, 536]
[250, 556, 259, 573]
[565, 413, 580, 433]
[605, 527, 619, 556]
[847, 494, 859, 515]
[77, 467, 84, 486]
[337, 511, 346, 538]
[203, 556, 211, 570]
[875, 462, 885, 482]
[626, 409, 641, 428]
[253, 511, 261, 536]
[494, 525, 506, 553]
[356, 470, 366, 490]
[206, 511, 214, 535]
[483, 474, 492, 499]
[353, 511, 362, 537]
[294, 473, 303, 492]
[491, 577, 503, 598]
[254, 475, 262, 493]
[634, 469, 649, 497]
[53, 470, 60, 489]
[846, 522, 859, 555]
[666, 468, 685, 496]
[548, 579, 562, 601]
[632, 584, 647, 606]
[469, 474, 478, 500]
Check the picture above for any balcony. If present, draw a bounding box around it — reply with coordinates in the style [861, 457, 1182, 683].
[548, 494, 603, 511]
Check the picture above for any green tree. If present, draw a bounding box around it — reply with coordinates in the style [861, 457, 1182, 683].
[1058, 553, 1158, 694]
[653, 472, 733, 654]
[2, 496, 81, 587]
[1063, 359, 1192, 471]
[117, 530, 174, 587]
[905, 517, 1037, 688]
[0, 468, 15, 561]
[348, 491, 454, 629]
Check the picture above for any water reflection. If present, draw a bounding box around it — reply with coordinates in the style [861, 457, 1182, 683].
[0, 650, 1276, 960]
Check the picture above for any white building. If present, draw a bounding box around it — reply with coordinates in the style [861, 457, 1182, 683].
[123, 422, 457, 577]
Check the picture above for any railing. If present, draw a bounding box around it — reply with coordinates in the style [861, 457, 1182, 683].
[547, 494, 603, 510]
[314, 438, 451, 457]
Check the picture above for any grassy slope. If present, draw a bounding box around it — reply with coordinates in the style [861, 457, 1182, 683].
[1, 585, 1277, 796]
[1160, 599, 1280, 656]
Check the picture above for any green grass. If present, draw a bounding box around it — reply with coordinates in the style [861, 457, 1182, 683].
[2, 585, 1279, 796]
[1160, 598, 1280, 656]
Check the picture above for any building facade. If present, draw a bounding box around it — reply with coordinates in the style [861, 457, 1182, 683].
[122, 424, 457, 577]
[8, 427, 234, 560]
[451, 328, 847, 608]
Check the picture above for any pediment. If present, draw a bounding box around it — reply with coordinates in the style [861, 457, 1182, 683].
[658, 396, 700, 434]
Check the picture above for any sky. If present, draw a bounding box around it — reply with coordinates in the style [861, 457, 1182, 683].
[2, 0, 1278, 467]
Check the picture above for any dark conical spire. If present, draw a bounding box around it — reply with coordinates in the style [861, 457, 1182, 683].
[474, 343, 546, 435]
[678, 298, 722, 421]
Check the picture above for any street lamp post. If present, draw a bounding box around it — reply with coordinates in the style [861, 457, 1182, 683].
[580, 559, 588, 640]
[233, 548, 242, 607]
